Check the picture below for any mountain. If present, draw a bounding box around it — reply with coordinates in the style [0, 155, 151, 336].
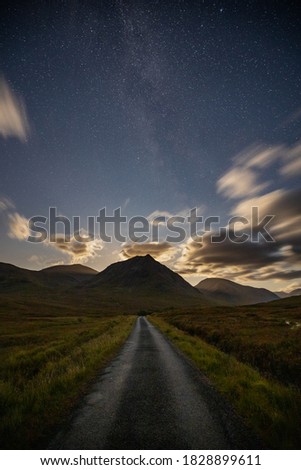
[196, 277, 279, 306]
[0, 262, 36, 291]
[0, 262, 97, 291]
[41, 264, 97, 276]
[40, 264, 98, 286]
[0, 258, 207, 313]
[1, 258, 283, 313]
[275, 288, 301, 299]
[85, 255, 206, 309]
[260, 293, 301, 308]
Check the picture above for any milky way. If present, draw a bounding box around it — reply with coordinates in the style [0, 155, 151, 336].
[0, 1, 300, 289]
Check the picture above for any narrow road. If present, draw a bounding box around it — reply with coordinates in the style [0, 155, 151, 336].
[49, 317, 258, 449]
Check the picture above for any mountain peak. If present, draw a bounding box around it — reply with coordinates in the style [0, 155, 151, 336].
[130, 254, 156, 262]
[86, 254, 206, 307]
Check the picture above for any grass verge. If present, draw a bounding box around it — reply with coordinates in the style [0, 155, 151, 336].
[150, 316, 301, 449]
[155, 301, 301, 388]
[0, 314, 136, 449]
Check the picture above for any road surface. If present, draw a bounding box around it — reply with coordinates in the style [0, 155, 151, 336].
[49, 317, 259, 449]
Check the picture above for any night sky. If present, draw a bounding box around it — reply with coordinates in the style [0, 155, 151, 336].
[0, 1, 300, 290]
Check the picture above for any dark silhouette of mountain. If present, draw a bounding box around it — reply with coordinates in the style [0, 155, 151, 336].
[196, 277, 279, 305]
[275, 288, 301, 299]
[0, 262, 97, 291]
[0, 262, 37, 290]
[40, 264, 97, 286]
[0, 258, 207, 312]
[86, 255, 206, 308]
[262, 294, 301, 307]
[41, 264, 97, 276]
[0, 259, 283, 312]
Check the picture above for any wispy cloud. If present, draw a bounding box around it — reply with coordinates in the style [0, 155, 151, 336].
[122, 197, 130, 209]
[178, 142, 301, 282]
[147, 209, 176, 226]
[280, 142, 301, 177]
[285, 282, 301, 292]
[8, 212, 31, 240]
[49, 234, 103, 263]
[4, 201, 103, 264]
[237, 145, 284, 169]
[0, 76, 30, 142]
[217, 166, 269, 199]
[0, 196, 15, 212]
[217, 143, 300, 200]
[120, 241, 180, 262]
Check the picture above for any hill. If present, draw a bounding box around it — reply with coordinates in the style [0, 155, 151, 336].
[0, 262, 97, 291]
[1, 258, 284, 312]
[85, 255, 206, 309]
[0, 262, 38, 291]
[275, 288, 301, 299]
[196, 277, 279, 305]
[0, 257, 208, 313]
[39, 264, 98, 286]
[41, 264, 97, 276]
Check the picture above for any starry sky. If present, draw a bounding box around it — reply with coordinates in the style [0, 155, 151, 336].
[0, 0, 301, 291]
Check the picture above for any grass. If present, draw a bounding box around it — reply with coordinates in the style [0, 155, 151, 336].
[1, 287, 300, 449]
[150, 315, 301, 449]
[0, 311, 136, 449]
[153, 299, 301, 388]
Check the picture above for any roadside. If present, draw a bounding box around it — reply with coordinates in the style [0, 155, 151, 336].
[49, 317, 257, 450]
[150, 315, 301, 449]
[0, 314, 136, 449]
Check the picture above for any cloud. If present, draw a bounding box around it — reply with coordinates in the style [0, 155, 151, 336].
[0, 76, 30, 142]
[120, 241, 180, 262]
[6, 207, 103, 264]
[233, 188, 301, 242]
[49, 235, 103, 263]
[175, 236, 301, 282]
[0, 196, 15, 212]
[236, 145, 284, 169]
[280, 142, 301, 177]
[217, 143, 300, 199]
[147, 209, 175, 226]
[175, 235, 280, 277]
[248, 269, 301, 281]
[285, 282, 301, 292]
[27, 255, 66, 269]
[147, 206, 206, 228]
[123, 197, 130, 209]
[8, 212, 31, 240]
[175, 186, 301, 281]
[217, 166, 268, 199]
[281, 158, 301, 177]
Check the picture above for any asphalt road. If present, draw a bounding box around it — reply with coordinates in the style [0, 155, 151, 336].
[49, 317, 258, 449]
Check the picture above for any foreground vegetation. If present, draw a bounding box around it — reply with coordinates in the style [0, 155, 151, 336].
[155, 297, 301, 388]
[150, 314, 301, 449]
[0, 311, 135, 449]
[1, 289, 300, 449]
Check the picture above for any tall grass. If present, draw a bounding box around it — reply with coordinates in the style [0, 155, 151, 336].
[0, 314, 135, 449]
[150, 316, 301, 449]
[155, 304, 301, 388]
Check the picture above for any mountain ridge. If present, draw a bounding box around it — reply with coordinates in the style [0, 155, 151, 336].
[85, 255, 207, 308]
[275, 288, 301, 299]
[40, 264, 98, 275]
[196, 277, 279, 305]
[0, 258, 292, 309]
